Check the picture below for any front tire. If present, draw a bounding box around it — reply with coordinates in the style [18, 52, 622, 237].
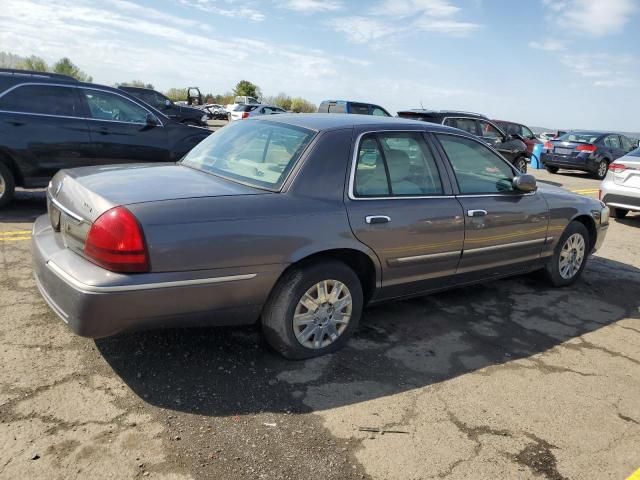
[610, 207, 628, 219]
[594, 159, 609, 180]
[261, 261, 363, 359]
[545, 166, 559, 174]
[543, 221, 590, 287]
[514, 157, 527, 173]
[0, 162, 16, 208]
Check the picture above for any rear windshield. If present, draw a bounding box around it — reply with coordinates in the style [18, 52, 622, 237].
[629, 147, 640, 157]
[234, 105, 258, 112]
[181, 120, 315, 190]
[397, 112, 435, 122]
[557, 132, 599, 144]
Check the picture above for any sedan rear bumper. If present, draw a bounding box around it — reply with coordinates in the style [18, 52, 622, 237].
[542, 153, 597, 172]
[32, 215, 283, 338]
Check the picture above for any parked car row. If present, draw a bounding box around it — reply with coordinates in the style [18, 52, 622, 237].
[33, 114, 610, 358]
[0, 69, 212, 206]
[0, 68, 622, 358]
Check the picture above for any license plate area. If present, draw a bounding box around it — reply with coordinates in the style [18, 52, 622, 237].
[554, 147, 573, 155]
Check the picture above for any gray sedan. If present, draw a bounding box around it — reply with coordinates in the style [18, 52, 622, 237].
[33, 115, 609, 359]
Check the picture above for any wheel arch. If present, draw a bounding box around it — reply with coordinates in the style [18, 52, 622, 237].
[282, 247, 381, 304]
[0, 149, 24, 187]
[570, 214, 597, 252]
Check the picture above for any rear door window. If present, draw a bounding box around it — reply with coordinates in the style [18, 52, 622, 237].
[604, 135, 621, 149]
[354, 132, 444, 197]
[0, 84, 80, 117]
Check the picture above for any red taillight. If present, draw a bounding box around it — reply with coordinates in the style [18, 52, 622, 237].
[241, 112, 249, 119]
[84, 207, 149, 273]
[609, 163, 627, 173]
[576, 144, 597, 153]
[544, 141, 553, 150]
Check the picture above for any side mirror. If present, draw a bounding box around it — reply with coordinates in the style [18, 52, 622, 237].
[146, 113, 160, 126]
[165, 99, 172, 107]
[513, 174, 537, 192]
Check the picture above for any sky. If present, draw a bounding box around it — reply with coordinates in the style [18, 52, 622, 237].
[0, 0, 638, 130]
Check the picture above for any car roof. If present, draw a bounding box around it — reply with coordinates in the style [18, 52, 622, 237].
[252, 113, 462, 133]
[118, 86, 155, 92]
[397, 109, 488, 119]
[567, 130, 612, 136]
[320, 100, 382, 106]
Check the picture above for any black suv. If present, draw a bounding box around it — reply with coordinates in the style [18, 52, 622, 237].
[118, 86, 208, 127]
[397, 110, 530, 172]
[0, 69, 212, 207]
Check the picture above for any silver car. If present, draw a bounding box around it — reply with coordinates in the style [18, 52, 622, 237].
[600, 147, 640, 218]
[229, 104, 287, 121]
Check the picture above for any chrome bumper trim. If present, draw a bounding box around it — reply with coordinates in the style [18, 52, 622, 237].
[46, 261, 257, 293]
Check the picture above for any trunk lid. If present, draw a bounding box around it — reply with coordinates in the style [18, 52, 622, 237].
[47, 163, 265, 257]
[612, 156, 640, 188]
[546, 139, 594, 164]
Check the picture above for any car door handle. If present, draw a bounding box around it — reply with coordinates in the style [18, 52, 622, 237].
[366, 215, 391, 224]
[467, 210, 487, 217]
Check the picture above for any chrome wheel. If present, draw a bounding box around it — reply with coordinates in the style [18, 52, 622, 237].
[0, 174, 5, 198]
[293, 279, 352, 350]
[559, 233, 586, 280]
[597, 161, 608, 178]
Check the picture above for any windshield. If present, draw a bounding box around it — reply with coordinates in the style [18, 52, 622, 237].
[181, 120, 315, 190]
[557, 132, 599, 144]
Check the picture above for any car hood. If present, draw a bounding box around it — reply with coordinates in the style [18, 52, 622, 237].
[51, 163, 265, 222]
[536, 180, 603, 208]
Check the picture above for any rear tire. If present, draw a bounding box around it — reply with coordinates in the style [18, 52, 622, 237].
[261, 261, 363, 359]
[0, 162, 16, 208]
[545, 166, 559, 174]
[514, 157, 527, 173]
[610, 207, 628, 219]
[543, 221, 590, 287]
[594, 159, 608, 180]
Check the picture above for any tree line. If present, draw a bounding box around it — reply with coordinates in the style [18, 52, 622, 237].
[0, 52, 317, 113]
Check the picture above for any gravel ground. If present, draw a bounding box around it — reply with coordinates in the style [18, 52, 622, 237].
[0, 168, 639, 480]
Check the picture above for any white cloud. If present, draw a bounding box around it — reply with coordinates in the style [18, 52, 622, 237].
[542, 0, 636, 36]
[177, 0, 265, 22]
[332, 0, 481, 42]
[593, 78, 635, 87]
[415, 19, 480, 35]
[371, 0, 460, 17]
[331, 16, 398, 43]
[279, 0, 342, 12]
[559, 53, 639, 87]
[0, 0, 359, 94]
[528, 39, 566, 51]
